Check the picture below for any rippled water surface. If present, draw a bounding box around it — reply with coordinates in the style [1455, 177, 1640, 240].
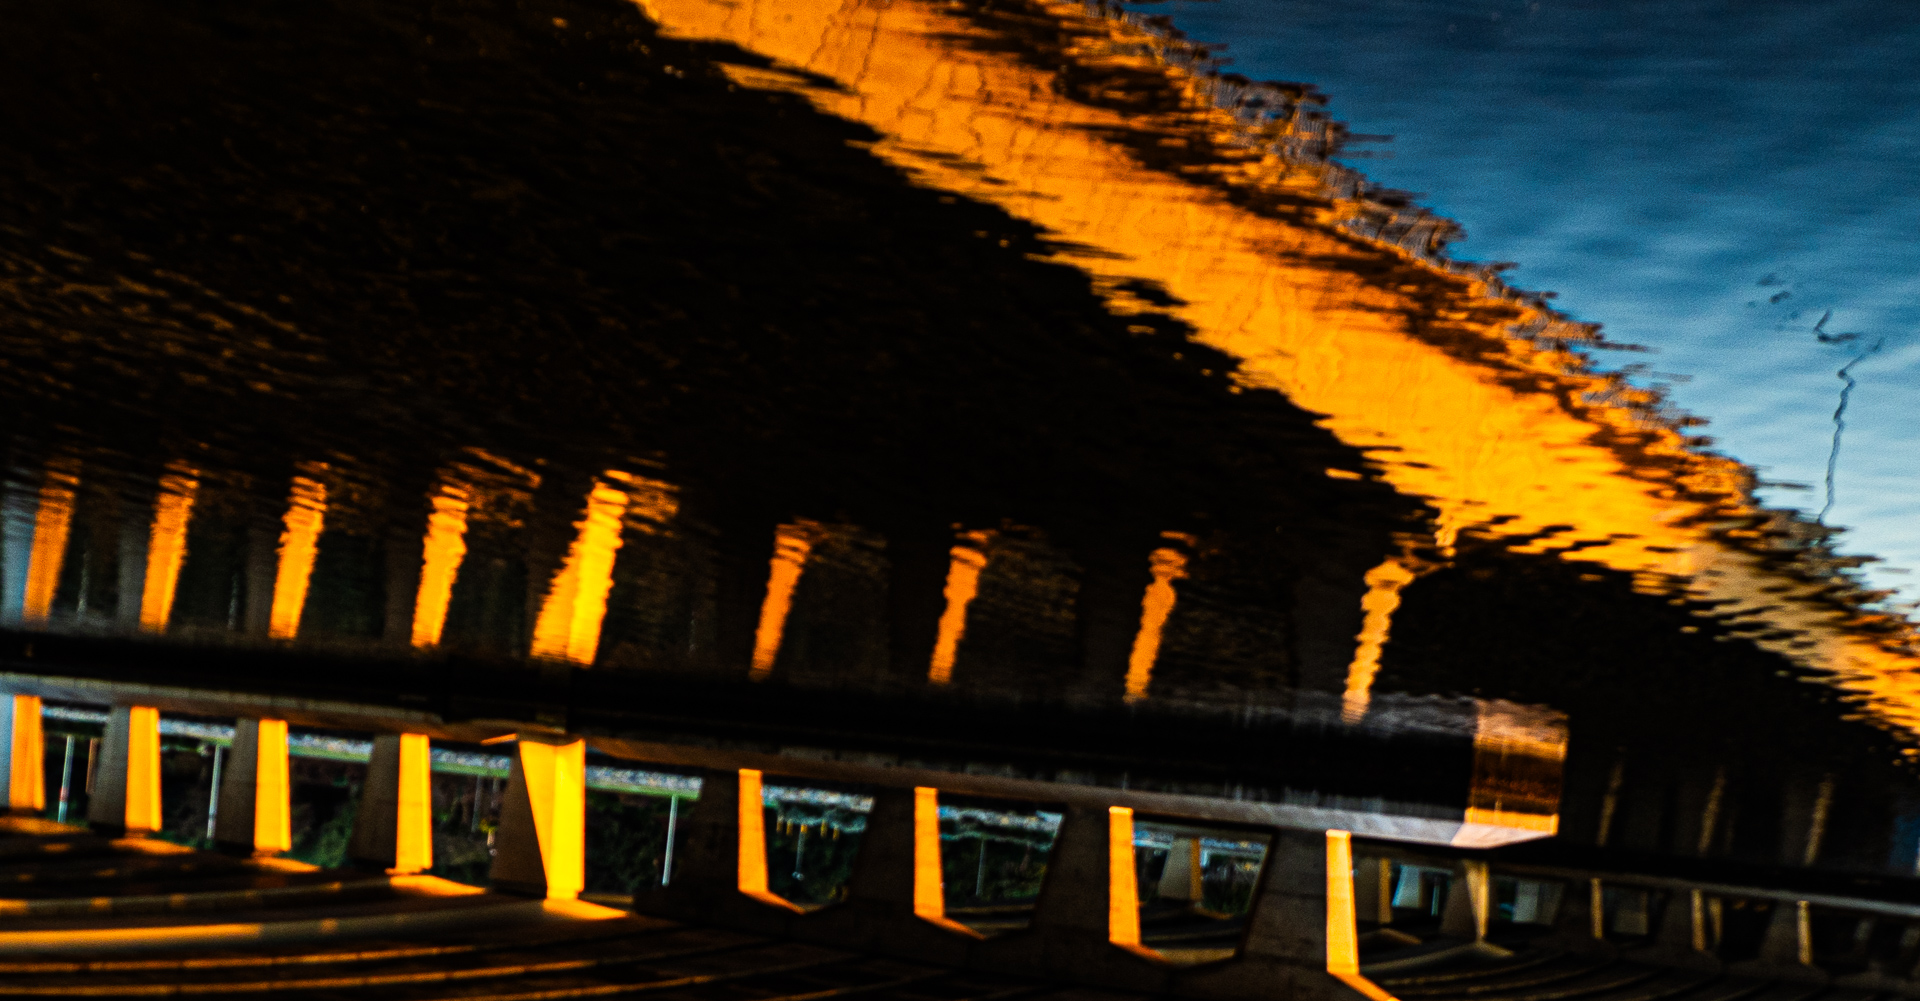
[1137, 0, 1920, 602]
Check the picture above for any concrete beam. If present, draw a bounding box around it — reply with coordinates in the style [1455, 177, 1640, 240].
[87, 705, 161, 835]
[490, 736, 585, 900]
[348, 733, 432, 873]
[0, 694, 43, 813]
[214, 719, 291, 855]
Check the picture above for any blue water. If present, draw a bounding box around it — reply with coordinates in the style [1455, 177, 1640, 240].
[1140, 0, 1920, 604]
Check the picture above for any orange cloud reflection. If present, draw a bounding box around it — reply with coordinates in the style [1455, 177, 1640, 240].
[638, 0, 1920, 733]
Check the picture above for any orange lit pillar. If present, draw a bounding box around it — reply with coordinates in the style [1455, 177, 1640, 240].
[87, 706, 161, 835]
[0, 694, 44, 813]
[797, 784, 980, 960]
[214, 719, 291, 855]
[348, 733, 432, 873]
[490, 736, 586, 899]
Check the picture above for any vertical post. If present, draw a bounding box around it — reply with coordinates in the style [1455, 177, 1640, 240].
[215, 720, 291, 855]
[205, 745, 223, 841]
[662, 795, 678, 887]
[56, 735, 75, 823]
[489, 736, 586, 899]
[0, 694, 45, 812]
[87, 706, 161, 835]
[349, 733, 433, 873]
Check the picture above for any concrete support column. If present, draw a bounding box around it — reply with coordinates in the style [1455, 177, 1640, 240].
[1439, 860, 1491, 941]
[975, 804, 1167, 990]
[214, 719, 291, 855]
[87, 706, 161, 835]
[631, 767, 801, 934]
[1177, 830, 1385, 1001]
[348, 733, 432, 873]
[490, 736, 586, 900]
[794, 786, 980, 963]
[1158, 837, 1203, 904]
[0, 694, 44, 813]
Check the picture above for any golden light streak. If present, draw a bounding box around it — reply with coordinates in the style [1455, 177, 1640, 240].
[7, 695, 42, 812]
[268, 475, 327, 641]
[410, 482, 470, 649]
[927, 531, 991, 685]
[138, 466, 199, 635]
[1326, 830, 1399, 1001]
[21, 462, 79, 626]
[517, 738, 586, 900]
[749, 525, 814, 681]
[1123, 545, 1190, 703]
[530, 476, 634, 665]
[637, 0, 1920, 733]
[393, 733, 433, 875]
[1341, 559, 1418, 722]
[254, 719, 291, 854]
[1106, 806, 1141, 947]
[125, 706, 162, 834]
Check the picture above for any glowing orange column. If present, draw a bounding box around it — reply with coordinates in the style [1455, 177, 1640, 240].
[216, 719, 290, 854]
[348, 733, 432, 873]
[1107, 806, 1141, 947]
[88, 706, 161, 834]
[1326, 830, 1399, 1001]
[911, 786, 945, 920]
[1, 695, 44, 812]
[138, 467, 199, 634]
[490, 738, 586, 900]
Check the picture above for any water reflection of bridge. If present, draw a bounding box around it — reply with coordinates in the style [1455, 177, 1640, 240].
[2, 0, 1920, 992]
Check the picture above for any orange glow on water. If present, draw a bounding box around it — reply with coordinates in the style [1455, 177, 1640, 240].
[21, 462, 78, 626]
[1342, 559, 1418, 722]
[530, 471, 674, 665]
[749, 525, 814, 681]
[927, 531, 991, 685]
[637, 0, 1920, 731]
[138, 466, 198, 635]
[410, 481, 470, 649]
[1123, 544, 1190, 703]
[268, 475, 327, 641]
